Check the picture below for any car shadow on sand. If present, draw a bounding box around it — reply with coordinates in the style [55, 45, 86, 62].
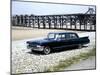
[27, 51, 43, 55]
[51, 45, 88, 53]
[27, 45, 88, 55]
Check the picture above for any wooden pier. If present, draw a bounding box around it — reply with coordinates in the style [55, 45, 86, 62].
[12, 8, 96, 31]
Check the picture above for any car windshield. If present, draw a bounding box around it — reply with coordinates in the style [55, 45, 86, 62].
[48, 33, 55, 39]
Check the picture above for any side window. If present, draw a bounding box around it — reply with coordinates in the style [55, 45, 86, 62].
[61, 34, 66, 40]
[70, 34, 77, 39]
[55, 34, 66, 40]
[55, 34, 61, 40]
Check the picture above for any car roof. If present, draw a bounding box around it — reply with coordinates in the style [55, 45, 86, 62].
[48, 32, 76, 34]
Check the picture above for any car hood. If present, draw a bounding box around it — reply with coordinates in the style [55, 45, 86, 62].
[26, 38, 54, 45]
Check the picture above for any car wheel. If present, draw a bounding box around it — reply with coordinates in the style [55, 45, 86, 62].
[43, 46, 51, 55]
[78, 44, 82, 49]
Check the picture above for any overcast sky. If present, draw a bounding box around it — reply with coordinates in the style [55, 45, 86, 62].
[12, 1, 95, 15]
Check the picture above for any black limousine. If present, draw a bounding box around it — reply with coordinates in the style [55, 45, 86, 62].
[26, 32, 90, 55]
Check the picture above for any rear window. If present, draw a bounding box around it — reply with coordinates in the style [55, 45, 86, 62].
[70, 34, 78, 39]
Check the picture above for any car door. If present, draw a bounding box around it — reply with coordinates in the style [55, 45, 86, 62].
[60, 33, 76, 47]
[67, 33, 79, 46]
[61, 33, 72, 47]
[57, 33, 69, 48]
[53, 33, 63, 48]
[48, 33, 62, 49]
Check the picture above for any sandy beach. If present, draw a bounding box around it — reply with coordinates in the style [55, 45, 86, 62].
[12, 26, 84, 41]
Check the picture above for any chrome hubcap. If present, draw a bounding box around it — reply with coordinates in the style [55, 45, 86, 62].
[44, 47, 50, 54]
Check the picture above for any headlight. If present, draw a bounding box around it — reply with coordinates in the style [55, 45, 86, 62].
[27, 44, 30, 49]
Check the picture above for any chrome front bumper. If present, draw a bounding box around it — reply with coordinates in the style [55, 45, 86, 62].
[27, 45, 44, 51]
